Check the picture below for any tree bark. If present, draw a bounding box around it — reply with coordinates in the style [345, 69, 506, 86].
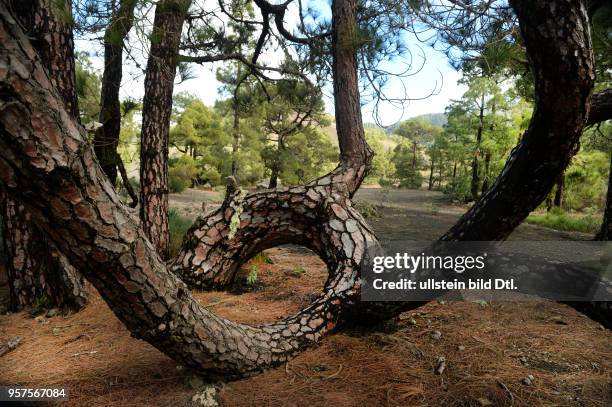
[140, 0, 191, 258]
[441, 0, 594, 241]
[481, 151, 491, 194]
[0, 0, 87, 312]
[553, 174, 564, 208]
[93, 0, 136, 185]
[596, 154, 612, 240]
[9, 0, 79, 120]
[267, 164, 279, 188]
[0, 0, 389, 376]
[231, 106, 240, 177]
[171, 0, 377, 297]
[428, 157, 435, 190]
[331, 0, 372, 194]
[587, 88, 612, 126]
[0, 0, 604, 376]
[470, 92, 485, 201]
[0, 190, 87, 311]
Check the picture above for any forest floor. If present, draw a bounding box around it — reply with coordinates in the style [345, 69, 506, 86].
[0, 187, 609, 406]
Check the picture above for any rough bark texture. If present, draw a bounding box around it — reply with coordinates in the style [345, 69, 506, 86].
[231, 106, 240, 177]
[0, 190, 86, 311]
[587, 88, 612, 126]
[172, 0, 371, 288]
[93, 0, 136, 186]
[140, 0, 191, 258]
[0, 0, 388, 376]
[553, 175, 565, 208]
[331, 0, 372, 191]
[0, 0, 605, 378]
[441, 0, 594, 241]
[470, 93, 485, 201]
[9, 0, 79, 119]
[0, 0, 87, 311]
[596, 154, 611, 240]
[481, 151, 491, 194]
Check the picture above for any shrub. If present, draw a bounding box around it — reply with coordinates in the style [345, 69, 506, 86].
[169, 157, 198, 193]
[443, 175, 472, 202]
[169, 208, 193, 258]
[246, 266, 258, 286]
[398, 171, 423, 189]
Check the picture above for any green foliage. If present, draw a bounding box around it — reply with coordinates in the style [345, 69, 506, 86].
[289, 266, 306, 277]
[30, 294, 52, 316]
[75, 52, 101, 123]
[170, 95, 230, 187]
[253, 252, 273, 264]
[396, 117, 440, 145]
[365, 128, 397, 185]
[169, 156, 198, 193]
[228, 189, 246, 240]
[168, 209, 193, 258]
[246, 266, 258, 286]
[563, 150, 609, 211]
[526, 209, 600, 234]
[352, 200, 380, 219]
[391, 142, 423, 189]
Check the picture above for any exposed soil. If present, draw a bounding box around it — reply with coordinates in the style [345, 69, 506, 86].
[353, 187, 594, 242]
[0, 187, 609, 406]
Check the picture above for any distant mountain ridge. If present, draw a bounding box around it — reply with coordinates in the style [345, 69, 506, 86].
[363, 112, 447, 134]
[413, 113, 447, 127]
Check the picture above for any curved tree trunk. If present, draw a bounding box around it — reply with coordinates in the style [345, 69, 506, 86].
[139, 0, 191, 258]
[0, 0, 87, 312]
[441, 0, 594, 241]
[93, 0, 136, 186]
[0, 0, 384, 377]
[0, 0, 602, 377]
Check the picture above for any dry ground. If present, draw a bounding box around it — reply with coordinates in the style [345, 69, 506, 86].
[0, 188, 609, 406]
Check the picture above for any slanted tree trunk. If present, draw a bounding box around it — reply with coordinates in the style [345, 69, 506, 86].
[553, 174, 564, 208]
[231, 106, 240, 177]
[481, 151, 491, 194]
[470, 92, 485, 201]
[93, 0, 136, 187]
[428, 158, 435, 190]
[441, 0, 594, 241]
[596, 154, 612, 240]
[139, 0, 191, 258]
[0, 0, 87, 312]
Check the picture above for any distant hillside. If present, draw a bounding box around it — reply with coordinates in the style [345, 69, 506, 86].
[365, 113, 447, 135]
[414, 113, 447, 127]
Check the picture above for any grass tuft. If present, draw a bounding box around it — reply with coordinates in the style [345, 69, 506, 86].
[169, 208, 193, 258]
[526, 209, 600, 233]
